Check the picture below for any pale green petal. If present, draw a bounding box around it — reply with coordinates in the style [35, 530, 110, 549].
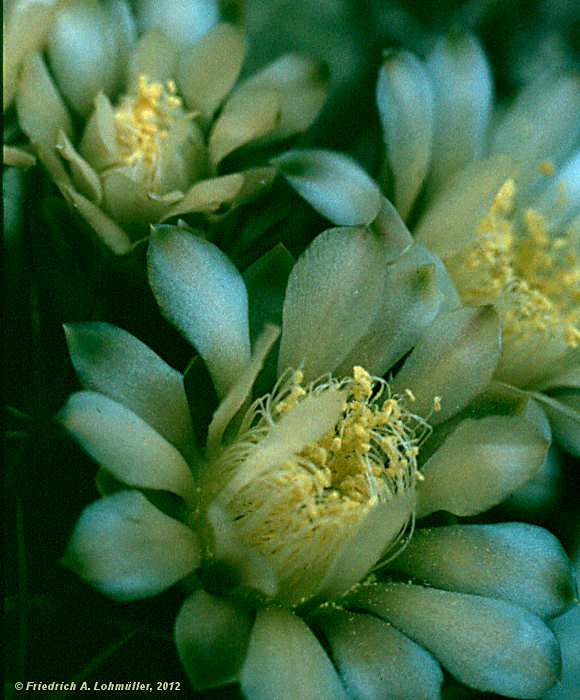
[207, 505, 278, 597]
[147, 227, 251, 398]
[278, 226, 387, 381]
[347, 583, 561, 699]
[415, 154, 515, 259]
[392, 524, 576, 619]
[135, 0, 219, 49]
[79, 92, 119, 172]
[47, 0, 123, 116]
[100, 168, 172, 233]
[175, 590, 253, 690]
[63, 490, 200, 601]
[313, 492, 414, 605]
[209, 86, 281, 167]
[533, 391, 580, 457]
[16, 52, 73, 183]
[376, 51, 433, 220]
[537, 365, 580, 392]
[126, 29, 178, 91]
[56, 130, 102, 203]
[176, 23, 245, 123]
[314, 609, 443, 700]
[272, 149, 382, 226]
[3, 0, 61, 109]
[59, 183, 133, 254]
[64, 322, 195, 457]
[417, 415, 549, 517]
[58, 391, 196, 501]
[236, 53, 329, 142]
[3, 145, 36, 169]
[206, 324, 280, 453]
[368, 196, 414, 260]
[490, 74, 580, 170]
[216, 386, 347, 501]
[240, 608, 348, 700]
[161, 174, 243, 220]
[392, 306, 500, 424]
[426, 33, 492, 193]
[335, 245, 442, 378]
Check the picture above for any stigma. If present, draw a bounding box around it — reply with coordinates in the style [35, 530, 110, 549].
[113, 74, 190, 191]
[213, 366, 431, 606]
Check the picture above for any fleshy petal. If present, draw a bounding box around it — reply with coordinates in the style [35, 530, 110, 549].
[147, 227, 251, 398]
[391, 524, 577, 619]
[63, 490, 200, 601]
[278, 226, 387, 381]
[314, 608, 443, 700]
[135, 0, 220, 49]
[368, 196, 414, 260]
[391, 306, 501, 424]
[272, 149, 382, 226]
[533, 391, 580, 457]
[175, 590, 254, 690]
[414, 154, 515, 259]
[64, 322, 195, 457]
[209, 86, 281, 167]
[417, 414, 549, 517]
[347, 583, 561, 699]
[56, 130, 102, 204]
[176, 22, 245, 123]
[58, 391, 196, 501]
[426, 33, 492, 193]
[79, 92, 119, 172]
[126, 29, 178, 91]
[59, 183, 133, 254]
[161, 174, 244, 220]
[376, 50, 433, 220]
[240, 608, 348, 700]
[236, 53, 329, 142]
[16, 51, 73, 184]
[335, 244, 442, 379]
[47, 0, 123, 116]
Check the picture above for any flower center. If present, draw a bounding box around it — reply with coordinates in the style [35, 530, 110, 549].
[113, 74, 189, 191]
[215, 367, 431, 605]
[448, 172, 580, 365]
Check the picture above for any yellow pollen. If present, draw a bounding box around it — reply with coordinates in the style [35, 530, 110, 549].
[113, 74, 187, 191]
[538, 160, 555, 176]
[448, 176, 580, 358]
[219, 366, 433, 605]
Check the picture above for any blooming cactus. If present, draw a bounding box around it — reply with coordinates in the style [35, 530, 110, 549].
[57, 223, 575, 698]
[13, 0, 328, 253]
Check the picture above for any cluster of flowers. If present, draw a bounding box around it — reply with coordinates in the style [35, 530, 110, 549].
[4, 0, 579, 698]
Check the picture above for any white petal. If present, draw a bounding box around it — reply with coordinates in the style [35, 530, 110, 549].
[532, 391, 580, 457]
[147, 227, 251, 398]
[392, 306, 501, 424]
[272, 149, 382, 226]
[417, 414, 549, 517]
[64, 322, 195, 457]
[126, 29, 178, 91]
[278, 226, 387, 381]
[58, 391, 196, 501]
[79, 92, 119, 172]
[135, 0, 219, 48]
[426, 33, 492, 193]
[240, 608, 348, 700]
[414, 154, 515, 259]
[161, 174, 244, 220]
[63, 490, 200, 601]
[347, 583, 561, 699]
[175, 590, 254, 690]
[47, 0, 123, 116]
[376, 50, 433, 220]
[392, 523, 576, 619]
[315, 609, 443, 700]
[368, 196, 414, 260]
[56, 130, 102, 203]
